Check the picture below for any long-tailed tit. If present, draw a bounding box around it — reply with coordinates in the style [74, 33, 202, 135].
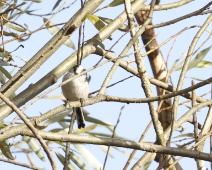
[62, 65, 90, 129]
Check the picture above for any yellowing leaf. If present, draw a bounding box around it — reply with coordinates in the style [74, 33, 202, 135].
[87, 14, 105, 31]
[76, 124, 97, 133]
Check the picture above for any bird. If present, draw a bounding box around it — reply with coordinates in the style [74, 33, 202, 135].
[62, 65, 90, 129]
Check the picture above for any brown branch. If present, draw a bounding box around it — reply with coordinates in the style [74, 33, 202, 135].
[10, 131, 212, 162]
[0, 93, 57, 170]
[0, 158, 42, 170]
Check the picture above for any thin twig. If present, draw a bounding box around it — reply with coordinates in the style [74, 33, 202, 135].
[63, 106, 76, 170]
[123, 121, 152, 170]
[103, 105, 125, 170]
[0, 158, 43, 170]
[0, 93, 57, 170]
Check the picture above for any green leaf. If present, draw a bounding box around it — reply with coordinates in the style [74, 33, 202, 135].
[23, 136, 46, 162]
[43, 18, 76, 50]
[25, 0, 43, 3]
[143, 160, 153, 170]
[100, 16, 129, 32]
[174, 133, 194, 138]
[6, 24, 26, 32]
[85, 115, 113, 127]
[186, 77, 204, 81]
[0, 66, 12, 80]
[3, 31, 18, 38]
[85, 115, 115, 133]
[0, 140, 15, 160]
[55, 151, 76, 170]
[109, 0, 124, 7]
[42, 110, 70, 126]
[62, 149, 88, 170]
[195, 60, 212, 68]
[176, 46, 211, 71]
[52, 0, 62, 11]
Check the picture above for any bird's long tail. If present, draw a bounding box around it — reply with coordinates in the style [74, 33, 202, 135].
[75, 107, 85, 129]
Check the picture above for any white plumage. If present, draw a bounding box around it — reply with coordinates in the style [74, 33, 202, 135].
[62, 65, 89, 128]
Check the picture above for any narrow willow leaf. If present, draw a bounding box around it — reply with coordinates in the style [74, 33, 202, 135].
[74, 144, 103, 170]
[62, 149, 88, 170]
[42, 110, 70, 126]
[55, 151, 76, 170]
[188, 46, 211, 70]
[0, 66, 12, 79]
[25, 0, 43, 2]
[177, 46, 211, 71]
[85, 115, 113, 127]
[52, 0, 62, 11]
[85, 115, 115, 132]
[76, 124, 97, 133]
[143, 160, 153, 170]
[174, 133, 194, 138]
[186, 76, 204, 81]
[87, 14, 112, 40]
[6, 24, 26, 32]
[87, 14, 105, 31]
[0, 140, 15, 160]
[109, 0, 124, 6]
[23, 136, 46, 162]
[195, 60, 212, 68]
[3, 31, 18, 38]
[100, 16, 129, 32]
[43, 18, 76, 50]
